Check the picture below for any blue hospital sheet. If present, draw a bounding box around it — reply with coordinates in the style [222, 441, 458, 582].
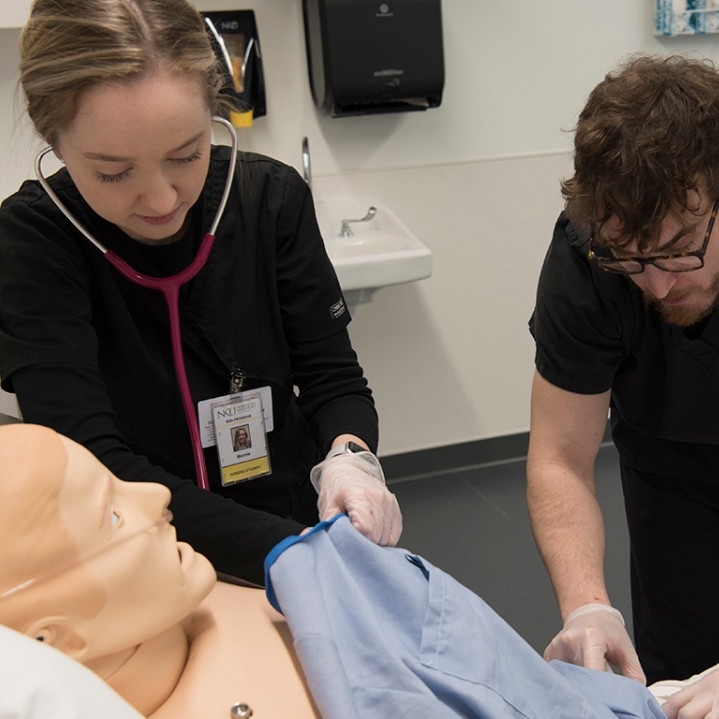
[264, 515, 666, 719]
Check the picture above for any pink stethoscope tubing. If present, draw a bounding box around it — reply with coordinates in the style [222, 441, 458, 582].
[34, 116, 239, 491]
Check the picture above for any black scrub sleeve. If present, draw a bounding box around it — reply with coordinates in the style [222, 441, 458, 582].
[265, 162, 379, 457]
[529, 213, 626, 395]
[289, 326, 379, 457]
[10, 362, 305, 586]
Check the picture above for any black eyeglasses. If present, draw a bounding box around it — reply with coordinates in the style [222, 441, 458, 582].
[587, 199, 719, 275]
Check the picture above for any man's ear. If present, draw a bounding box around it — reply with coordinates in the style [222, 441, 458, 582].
[25, 617, 88, 659]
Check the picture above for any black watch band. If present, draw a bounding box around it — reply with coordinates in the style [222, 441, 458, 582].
[327, 441, 368, 458]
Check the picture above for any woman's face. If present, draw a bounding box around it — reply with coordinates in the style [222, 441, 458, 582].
[55, 72, 213, 245]
[55, 434, 216, 657]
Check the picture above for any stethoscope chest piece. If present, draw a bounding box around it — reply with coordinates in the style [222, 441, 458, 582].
[230, 702, 253, 718]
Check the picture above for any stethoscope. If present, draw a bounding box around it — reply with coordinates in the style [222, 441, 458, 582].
[34, 116, 239, 491]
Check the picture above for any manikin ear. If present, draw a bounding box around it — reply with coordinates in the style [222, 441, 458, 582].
[25, 617, 88, 660]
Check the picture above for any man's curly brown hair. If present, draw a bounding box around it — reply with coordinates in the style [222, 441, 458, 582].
[562, 54, 719, 251]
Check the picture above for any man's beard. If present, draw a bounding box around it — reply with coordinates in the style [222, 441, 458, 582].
[641, 271, 719, 327]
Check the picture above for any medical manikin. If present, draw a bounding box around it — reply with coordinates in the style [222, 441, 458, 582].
[0, 424, 318, 718]
[0, 424, 714, 719]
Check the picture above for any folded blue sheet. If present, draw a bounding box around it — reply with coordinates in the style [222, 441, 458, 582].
[265, 514, 666, 719]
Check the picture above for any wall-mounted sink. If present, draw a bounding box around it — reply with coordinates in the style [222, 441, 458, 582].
[315, 198, 432, 305]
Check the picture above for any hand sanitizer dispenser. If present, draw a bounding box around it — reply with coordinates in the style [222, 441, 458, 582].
[303, 0, 444, 118]
[203, 10, 266, 128]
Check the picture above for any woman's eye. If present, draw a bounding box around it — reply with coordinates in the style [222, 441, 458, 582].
[95, 170, 130, 184]
[110, 509, 121, 527]
[169, 149, 203, 166]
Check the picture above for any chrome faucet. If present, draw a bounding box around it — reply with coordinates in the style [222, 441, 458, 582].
[340, 206, 377, 237]
[302, 136, 312, 192]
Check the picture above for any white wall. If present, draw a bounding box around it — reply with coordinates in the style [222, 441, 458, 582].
[1, 2, 718, 454]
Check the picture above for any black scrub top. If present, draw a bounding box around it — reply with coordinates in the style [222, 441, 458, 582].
[0, 147, 379, 583]
[530, 212, 719, 484]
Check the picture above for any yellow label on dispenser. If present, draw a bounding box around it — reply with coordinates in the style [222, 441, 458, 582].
[231, 109, 254, 128]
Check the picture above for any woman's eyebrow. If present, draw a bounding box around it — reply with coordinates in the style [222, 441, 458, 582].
[82, 132, 206, 163]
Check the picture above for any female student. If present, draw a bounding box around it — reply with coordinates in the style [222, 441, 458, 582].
[0, 0, 401, 584]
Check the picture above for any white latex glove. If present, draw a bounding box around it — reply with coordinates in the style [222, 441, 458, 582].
[544, 603, 646, 683]
[310, 451, 402, 546]
[661, 666, 719, 719]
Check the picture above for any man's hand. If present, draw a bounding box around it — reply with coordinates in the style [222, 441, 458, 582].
[544, 603, 646, 683]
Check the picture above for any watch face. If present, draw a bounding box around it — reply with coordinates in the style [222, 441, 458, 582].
[346, 441, 366, 454]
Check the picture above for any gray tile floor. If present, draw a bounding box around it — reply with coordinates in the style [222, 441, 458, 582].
[387, 443, 632, 654]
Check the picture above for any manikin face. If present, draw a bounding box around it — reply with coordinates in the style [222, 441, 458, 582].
[53, 434, 217, 658]
[55, 72, 213, 245]
[601, 192, 719, 327]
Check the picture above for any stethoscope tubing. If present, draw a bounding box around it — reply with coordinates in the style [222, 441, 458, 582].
[35, 116, 239, 491]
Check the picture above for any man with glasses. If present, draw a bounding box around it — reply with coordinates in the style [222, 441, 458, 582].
[528, 54, 719, 714]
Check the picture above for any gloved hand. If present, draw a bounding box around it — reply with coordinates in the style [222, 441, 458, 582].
[661, 665, 719, 719]
[310, 450, 402, 546]
[544, 603, 646, 683]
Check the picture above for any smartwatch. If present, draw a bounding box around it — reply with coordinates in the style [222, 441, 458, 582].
[311, 441, 386, 489]
[326, 440, 368, 459]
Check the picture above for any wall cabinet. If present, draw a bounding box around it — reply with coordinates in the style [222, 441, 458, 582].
[0, 2, 31, 28]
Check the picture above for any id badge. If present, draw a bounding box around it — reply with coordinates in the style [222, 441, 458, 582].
[211, 393, 271, 487]
[198, 386, 274, 448]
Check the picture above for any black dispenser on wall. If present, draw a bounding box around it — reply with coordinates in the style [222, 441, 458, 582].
[202, 10, 266, 127]
[303, 0, 444, 118]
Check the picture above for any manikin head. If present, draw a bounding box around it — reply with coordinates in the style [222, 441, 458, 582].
[0, 424, 216, 665]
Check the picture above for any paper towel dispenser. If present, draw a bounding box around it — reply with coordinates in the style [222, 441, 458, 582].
[303, 0, 444, 118]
